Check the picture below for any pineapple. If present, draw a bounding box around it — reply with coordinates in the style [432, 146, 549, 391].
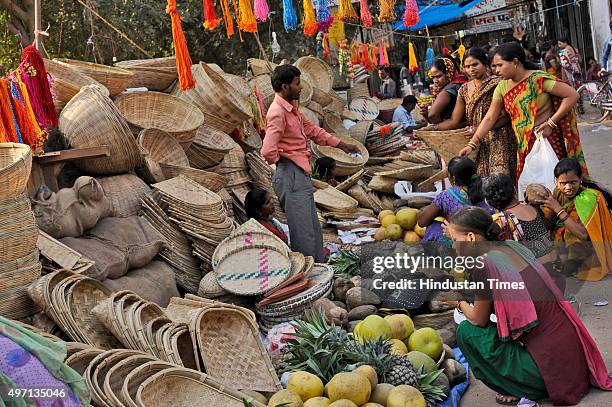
[386, 355, 419, 386]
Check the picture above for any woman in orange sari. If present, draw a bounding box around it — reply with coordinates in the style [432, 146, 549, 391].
[534, 158, 612, 281]
[459, 42, 588, 184]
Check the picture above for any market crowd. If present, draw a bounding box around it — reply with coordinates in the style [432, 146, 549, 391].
[258, 41, 612, 406]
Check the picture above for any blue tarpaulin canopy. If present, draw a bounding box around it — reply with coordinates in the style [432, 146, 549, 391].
[392, 0, 485, 31]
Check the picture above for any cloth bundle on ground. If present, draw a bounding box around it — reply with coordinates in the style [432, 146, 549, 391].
[60, 216, 166, 281]
[31, 176, 112, 238]
[101, 260, 179, 307]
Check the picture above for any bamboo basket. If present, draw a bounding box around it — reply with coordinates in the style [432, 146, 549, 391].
[44, 58, 108, 103]
[0, 195, 38, 262]
[121, 66, 177, 92]
[368, 175, 397, 194]
[323, 113, 349, 136]
[312, 86, 333, 107]
[54, 58, 133, 98]
[137, 128, 190, 184]
[115, 91, 204, 150]
[348, 120, 378, 145]
[190, 306, 282, 392]
[103, 353, 157, 407]
[65, 348, 104, 376]
[299, 106, 320, 126]
[97, 174, 151, 217]
[349, 96, 380, 120]
[295, 56, 333, 93]
[0, 143, 32, 200]
[91, 350, 145, 407]
[299, 72, 315, 106]
[121, 361, 177, 407]
[59, 86, 141, 175]
[136, 367, 267, 407]
[413, 127, 477, 162]
[251, 75, 274, 109]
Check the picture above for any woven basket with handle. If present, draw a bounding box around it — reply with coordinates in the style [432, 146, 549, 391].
[137, 128, 189, 184]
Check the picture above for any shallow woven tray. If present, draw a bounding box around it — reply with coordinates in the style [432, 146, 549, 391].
[247, 58, 277, 76]
[153, 175, 223, 209]
[375, 163, 434, 180]
[289, 251, 306, 276]
[121, 361, 177, 407]
[347, 82, 370, 103]
[136, 367, 266, 407]
[160, 163, 228, 193]
[378, 97, 403, 111]
[211, 231, 288, 268]
[65, 347, 104, 376]
[312, 133, 369, 167]
[349, 96, 380, 120]
[413, 127, 477, 162]
[190, 306, 282, 392]
[335, 169, 365, 192]
[215, 246, 291, 296]
[67, 277, 121, 349]
[368, 175, 397, 193]
[137, 128, 190, 183]
[314, 186, 359, 211]
[299, 106, 320, 126]
[103, 353, 158, 407]
[91, 350, 144, 407]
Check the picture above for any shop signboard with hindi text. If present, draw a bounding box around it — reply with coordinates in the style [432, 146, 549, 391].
[464, 0, 513, 35]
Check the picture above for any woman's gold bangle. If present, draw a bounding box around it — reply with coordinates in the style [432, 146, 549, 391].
[547, 118, 558, 129]
[556, 208, 566, 218]
[467, 141, 478, 150]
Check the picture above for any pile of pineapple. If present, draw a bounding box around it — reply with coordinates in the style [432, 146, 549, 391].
[373, 209, 427, 243]
[260, 312, 466, 407]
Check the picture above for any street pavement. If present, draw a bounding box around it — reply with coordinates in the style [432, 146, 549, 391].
[460, 112, 612, 406]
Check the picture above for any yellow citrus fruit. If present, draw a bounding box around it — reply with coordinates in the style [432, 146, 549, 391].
[381, 214, 398, 228]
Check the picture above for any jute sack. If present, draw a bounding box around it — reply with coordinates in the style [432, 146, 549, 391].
[32, 176, 112, 238]
[88, 216, 166, 272]
[60, 236, 126, 281]
[101, 261, 179, 307]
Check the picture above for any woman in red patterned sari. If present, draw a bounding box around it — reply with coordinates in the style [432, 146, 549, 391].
[459, 42, 588, 184]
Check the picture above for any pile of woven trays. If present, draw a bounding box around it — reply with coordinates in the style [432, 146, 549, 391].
[0, 143, 41, 320]
[92, 291, 198, 370]
[27, 270, 121, 348]
[152, 176, 235, 276]
[140, 192, 202, 293]
[114, 56, 177, 92]
[65, 346, 267, 407]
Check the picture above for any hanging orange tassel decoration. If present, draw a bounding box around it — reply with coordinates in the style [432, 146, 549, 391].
[0, 79, 18, 142]
[220, 0, 235, 38]
[377, 0, 395, 22]
[203, 0, 221, 29]
[231, 0, 244, 41]
[303, 0, 318, 36]
[238, 0, 258, 32]
[166, 0, 195, 91]
[338, 0, 358, 21]
[322, 33, 330, 58]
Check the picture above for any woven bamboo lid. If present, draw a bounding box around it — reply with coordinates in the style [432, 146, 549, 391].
[413, 127, 476, 162]
[349, 96, 380, 120]
[314, 186, 359, 211]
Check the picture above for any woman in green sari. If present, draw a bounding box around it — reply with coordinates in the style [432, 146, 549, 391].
[534, 158, 612, 281]
[0, 317, 90, 406]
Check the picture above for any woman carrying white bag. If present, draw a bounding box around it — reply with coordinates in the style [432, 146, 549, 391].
[459, 42, 590, 191]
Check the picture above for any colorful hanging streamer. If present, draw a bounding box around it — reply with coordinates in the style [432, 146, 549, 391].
[377, 0, 395, 22]
[303, 0, 318, 36]
[20, 46, 57, 129]
[237, 0, 258, 32]
[282, 0, 298, 31]
[408, 41, 419, 73]
[202, 0, 221, 29]
[359, 0, 373, 28]
[13, 72, 44, 150]
[0, 79, 18, 143]
[254, 0, 269, 22]
[315, 0, 334, 32]
[220, 0, 235, 38]
[426, 43, 435, 68]
[322, 33, 330, 58]
[458, 43, 466, 68]
[231, 0, 244, 41]
[338, 0, 358, 21]
[350, 42, 360, 65]
[339, 39, 351, 78]
[166, 0, 195, 91]
[378, 43, 386, 66]
[404, 0, 419, 28]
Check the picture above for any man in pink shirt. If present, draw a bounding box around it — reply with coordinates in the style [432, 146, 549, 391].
[261, 64, 359, 261]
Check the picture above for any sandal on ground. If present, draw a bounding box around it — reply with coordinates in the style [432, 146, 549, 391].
[495, 393, 520, 405]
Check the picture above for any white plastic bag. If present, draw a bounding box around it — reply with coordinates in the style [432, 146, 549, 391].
[518, 133, 559, 200]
